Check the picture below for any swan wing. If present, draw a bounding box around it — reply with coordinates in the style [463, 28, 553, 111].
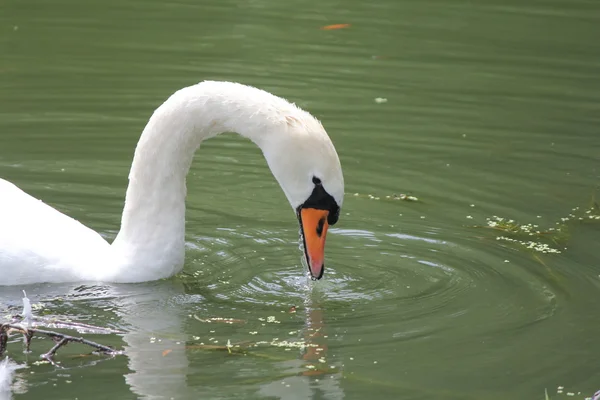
[0, 178, 110, 285]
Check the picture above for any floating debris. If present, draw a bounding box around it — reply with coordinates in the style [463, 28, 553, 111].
[472, 193, 599, 259]
[483, 216, 556, 237]
[394, 194, 419, 202]
[347, 192, 419, 202]
[496, 236, 562, 254]
[193, 315, 245, 325]
[254, 339, 319, 350]
[320, 23, 351, 30]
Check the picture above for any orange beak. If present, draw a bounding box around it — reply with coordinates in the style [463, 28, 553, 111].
[299, 208, 330, 280]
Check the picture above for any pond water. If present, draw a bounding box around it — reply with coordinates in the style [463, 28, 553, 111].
[1, 0, 599, 398]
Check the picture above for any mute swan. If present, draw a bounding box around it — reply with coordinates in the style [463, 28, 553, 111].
[0, 81, 344, 286]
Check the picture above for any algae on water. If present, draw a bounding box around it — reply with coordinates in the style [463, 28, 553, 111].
[473, 196, 599, 257]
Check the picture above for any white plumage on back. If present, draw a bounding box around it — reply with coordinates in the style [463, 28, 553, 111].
[0, 179, 109, 285]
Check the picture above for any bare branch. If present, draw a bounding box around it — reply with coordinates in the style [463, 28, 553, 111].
[0, 323, 123, 360]
[10, 314, 125, 335]
[0, 328, 8, 356]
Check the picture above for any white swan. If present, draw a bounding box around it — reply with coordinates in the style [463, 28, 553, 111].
[0, 81, 344, 286]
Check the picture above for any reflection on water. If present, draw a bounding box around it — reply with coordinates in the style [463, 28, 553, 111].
[116, 282, 190, 400]
[0, 281, 347, 399]
[259, 294, 343, 400]
[110, 281, 345, 399]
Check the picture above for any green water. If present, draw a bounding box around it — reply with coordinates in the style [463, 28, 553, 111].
[1, 0, 599, 398]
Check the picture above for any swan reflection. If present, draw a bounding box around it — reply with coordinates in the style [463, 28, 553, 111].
[258, 293, 343, 400]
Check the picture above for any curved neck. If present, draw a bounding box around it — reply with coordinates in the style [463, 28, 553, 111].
[109, 81, 303, 281]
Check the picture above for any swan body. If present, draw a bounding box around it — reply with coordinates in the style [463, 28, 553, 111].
[0, 81, 344, 286]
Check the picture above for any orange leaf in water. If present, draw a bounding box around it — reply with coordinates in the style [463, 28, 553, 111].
[162, 349, 172, 357]
[321, 24, 350, 30]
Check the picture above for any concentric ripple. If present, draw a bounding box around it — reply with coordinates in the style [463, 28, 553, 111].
[183, 222, 558, 337]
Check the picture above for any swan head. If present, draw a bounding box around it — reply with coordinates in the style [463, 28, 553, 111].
[260, 114, 344, 280]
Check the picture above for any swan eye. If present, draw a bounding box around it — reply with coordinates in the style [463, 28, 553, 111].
[312, 176, 322, 185]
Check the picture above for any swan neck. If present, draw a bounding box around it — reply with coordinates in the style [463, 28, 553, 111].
[109, 81, 289, 281]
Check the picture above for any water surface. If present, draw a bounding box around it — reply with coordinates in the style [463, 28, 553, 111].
[1, 0, 599, 398]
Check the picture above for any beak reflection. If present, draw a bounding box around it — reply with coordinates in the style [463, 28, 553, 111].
[299, 208, 329, 280]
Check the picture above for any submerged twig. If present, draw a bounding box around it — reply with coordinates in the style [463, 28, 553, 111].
[42, 338, 69, 366]
[0, 323, 122, 360]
